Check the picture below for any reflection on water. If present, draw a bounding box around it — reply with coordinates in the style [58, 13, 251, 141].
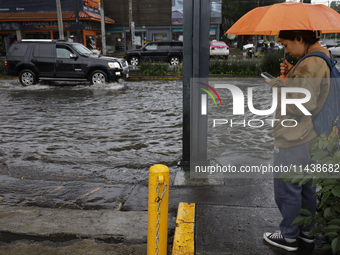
[207, 79, 274, 160]
[0, 79, 273, 184]
[0, 80, 182, 184]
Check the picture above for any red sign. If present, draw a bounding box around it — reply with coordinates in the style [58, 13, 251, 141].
[83, 0, 99, 10]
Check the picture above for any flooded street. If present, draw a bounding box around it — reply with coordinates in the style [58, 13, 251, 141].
[0, 80, 182, 184]
[0, 78, 274, 209]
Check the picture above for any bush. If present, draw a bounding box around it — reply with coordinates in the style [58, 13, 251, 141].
[134, 50, 297, 77]
[209, 59, 261, 76]
[0, 58, 5, 75]
[261, 49, 298, 76]
[172, 64, 183, 76]
[139, 61, 168, 76]
[279, 131, 340, 255]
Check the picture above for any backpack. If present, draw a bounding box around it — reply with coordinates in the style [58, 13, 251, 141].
[296, 51, 340, 138]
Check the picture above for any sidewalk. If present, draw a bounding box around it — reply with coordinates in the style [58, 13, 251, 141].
[0, 153, 325, 255]
[0, 205, 148, 255]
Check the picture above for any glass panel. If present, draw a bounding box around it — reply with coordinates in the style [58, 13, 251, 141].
[33, 44, 53, 58]
[8, 43, 28, 57]
[56, 47, 73, 58]
[145, 43, 157, 50]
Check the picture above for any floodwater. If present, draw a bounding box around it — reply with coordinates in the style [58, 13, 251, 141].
[0, 80, 183, 185]
[0, 78, 274, 208]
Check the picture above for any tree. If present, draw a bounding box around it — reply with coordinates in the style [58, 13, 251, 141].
[330, 1, 340, 13]
[222, 0, 285, 48]
[222, 0, 285, 32]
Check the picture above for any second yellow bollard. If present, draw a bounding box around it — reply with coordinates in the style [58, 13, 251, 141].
[147, 164, 169, 255]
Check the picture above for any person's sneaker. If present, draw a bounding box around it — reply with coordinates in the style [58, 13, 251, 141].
[263, 231, 298, 251]
[297, 231, 315, 243]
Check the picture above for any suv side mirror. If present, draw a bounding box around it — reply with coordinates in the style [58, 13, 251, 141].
[70, 53, 78, 59]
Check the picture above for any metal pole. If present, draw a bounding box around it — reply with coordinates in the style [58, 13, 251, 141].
[100, 0, 107, 55]
[182, 0, 193, 166]
[182, 0, 210, 167]
[129, 0, 133, 47]
[74, 0, 82, 43]
[56, 0, 64, 40]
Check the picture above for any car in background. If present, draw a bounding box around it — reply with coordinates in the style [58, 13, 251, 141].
[124, 41, 183, 66]
[5, 39, 129, 86]
[270, 41, 283, 50]
[319, 41, 327, 48]
[210, 40, 229, 59]
[328, 43, 340, 56]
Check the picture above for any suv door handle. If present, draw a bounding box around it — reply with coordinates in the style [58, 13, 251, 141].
[31, 58, 37, 62]
[56, 60, 63, 63]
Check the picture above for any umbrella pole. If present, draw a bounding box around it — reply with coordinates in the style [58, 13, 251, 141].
[255, 36, 258, 55]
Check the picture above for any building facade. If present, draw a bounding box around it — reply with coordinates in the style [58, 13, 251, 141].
[104, 0, 222, 53]
[0, 0, 222, 56]
[0, 0, 113, 56]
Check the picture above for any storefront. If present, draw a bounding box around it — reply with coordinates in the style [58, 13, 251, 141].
[106, 24, 219, 53]
[0, 0, 114, 55]
[0, 23, 18, 56]
[103, 0, 221, 53]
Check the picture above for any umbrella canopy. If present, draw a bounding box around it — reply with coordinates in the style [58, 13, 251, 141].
[226, 1, 340, 36]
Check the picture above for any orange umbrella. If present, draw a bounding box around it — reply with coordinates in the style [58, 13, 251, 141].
[226, 1, 340, 35]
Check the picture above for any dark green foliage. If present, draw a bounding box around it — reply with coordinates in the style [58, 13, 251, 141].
[279, 131, 340, 255]
[330, 1, 340, 13]
[261, 49, 298, 76]
[222, 0, 285, 34]
[139, 61, 168, 76]
[0, 58, 5, 75]
[172, 64, 183, 76]
[208, 50, 297, 77]
[209, 59, 261, 76]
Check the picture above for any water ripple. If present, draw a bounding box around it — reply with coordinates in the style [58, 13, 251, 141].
[0, 79, 273, 183]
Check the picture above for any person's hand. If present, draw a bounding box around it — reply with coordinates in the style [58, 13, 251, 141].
[280, 59, 293, 76]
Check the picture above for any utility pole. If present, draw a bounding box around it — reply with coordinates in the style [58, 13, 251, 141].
[182, 0, 210, 168]
[56, 0, 64, 40]
[100, 0, 107, 55]
[129, 0, 134, 48]
[74, 0, 81, 43]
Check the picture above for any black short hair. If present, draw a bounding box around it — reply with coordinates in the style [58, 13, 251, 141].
[279, 30, 320, 45]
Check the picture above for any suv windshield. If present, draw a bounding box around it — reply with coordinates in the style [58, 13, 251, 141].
[71, 43, 94, 56]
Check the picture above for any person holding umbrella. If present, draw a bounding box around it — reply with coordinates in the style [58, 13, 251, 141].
[225, 1, 340, 252]
[262, 29, 330, 252]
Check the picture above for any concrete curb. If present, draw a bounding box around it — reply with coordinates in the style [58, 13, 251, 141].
[125, 76, 182, 81]
[0, 76, 17, 80]
[172, 202, 195, 255]
[0, 205, 148, 244]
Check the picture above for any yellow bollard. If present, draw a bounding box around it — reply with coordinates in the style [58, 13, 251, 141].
[147, 164, 169, 255]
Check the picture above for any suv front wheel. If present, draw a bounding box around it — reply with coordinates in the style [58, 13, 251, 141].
[129, 56, 139, 66]
[19, 69, 37, 86]
[90, 70, 107, 85]
[169, 56, 180, 65]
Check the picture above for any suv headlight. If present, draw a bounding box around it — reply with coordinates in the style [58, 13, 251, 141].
[108, 62, 121, 69]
